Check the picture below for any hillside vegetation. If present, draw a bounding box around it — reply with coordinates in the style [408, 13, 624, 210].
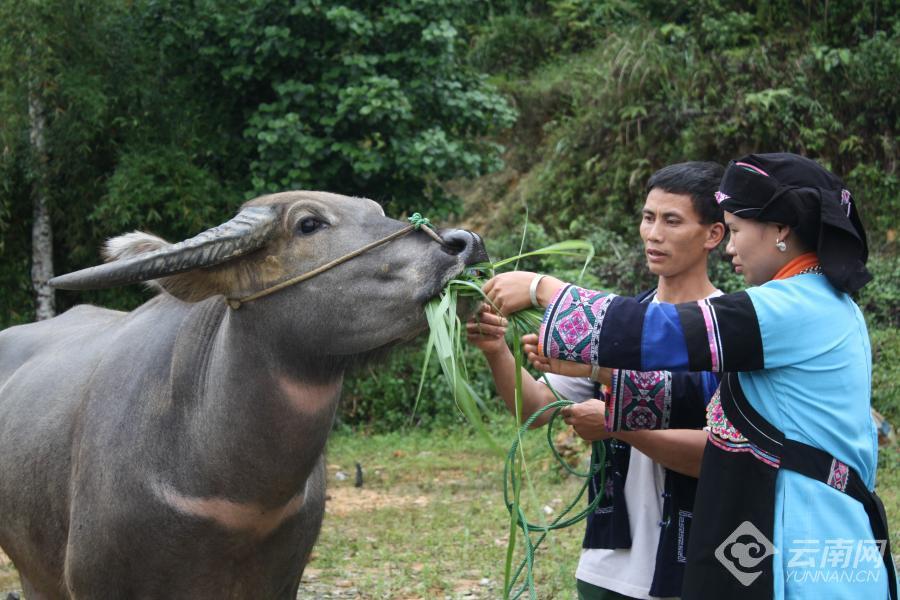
[1, 0, 897, 426]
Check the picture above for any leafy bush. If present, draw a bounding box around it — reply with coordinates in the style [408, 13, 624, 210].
[469, 14, 559, 77]
[341, 342, 502, 432]
[871, 327, 900, 426]
[171, 0, 518, 216]
[858, 249, 900, 329]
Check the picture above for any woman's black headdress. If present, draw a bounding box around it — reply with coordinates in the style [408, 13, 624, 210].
[716, 152, 871, 293]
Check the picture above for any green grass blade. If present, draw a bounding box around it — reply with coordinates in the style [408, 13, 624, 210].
[513, 203, 529, 272]
[410, 329, 436, 426]
[490, 240, 595, 269]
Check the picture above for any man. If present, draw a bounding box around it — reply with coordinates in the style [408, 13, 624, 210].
[468, 162, 725, 600]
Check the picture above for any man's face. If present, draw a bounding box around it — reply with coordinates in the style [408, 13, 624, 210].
[638, 188, 721, 278]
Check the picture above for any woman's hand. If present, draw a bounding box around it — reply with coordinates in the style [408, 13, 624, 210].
[560, 399, 610, 441]
[521, 333, 594, 378]
[483, 272, 566, 316]
[482, 272, 538, 316]
[465, 303, 508, 357]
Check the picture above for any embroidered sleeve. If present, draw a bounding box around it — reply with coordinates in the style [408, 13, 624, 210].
[671, 293, 763, 372]
[538, 284, 617, 365]
[539, 285, 764, 373]
[605, 369, 719, 432]
[605, 369, 672, 431]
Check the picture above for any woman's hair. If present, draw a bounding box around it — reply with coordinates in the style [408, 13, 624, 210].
[646, 161, 725, 226]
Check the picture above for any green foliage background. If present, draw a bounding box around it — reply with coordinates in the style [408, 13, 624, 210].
[0, 0, 514, 319]
[1, 0, 898, 429]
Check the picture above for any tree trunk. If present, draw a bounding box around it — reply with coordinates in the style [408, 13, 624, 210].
[29, 83, 55, 320]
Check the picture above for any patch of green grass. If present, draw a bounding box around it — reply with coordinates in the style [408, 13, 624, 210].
[311, 418, 586, 599]
[312, 420, 900, 599]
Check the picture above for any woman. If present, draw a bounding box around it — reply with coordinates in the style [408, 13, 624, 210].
[484, 153, 895, 600]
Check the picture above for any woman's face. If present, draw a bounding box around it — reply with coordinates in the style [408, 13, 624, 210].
[723, 212, 790, 286]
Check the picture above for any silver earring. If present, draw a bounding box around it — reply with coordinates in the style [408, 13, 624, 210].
[776, 240, 787, 252]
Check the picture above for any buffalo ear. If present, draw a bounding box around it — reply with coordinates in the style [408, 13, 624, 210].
[101, 232, 169, 295]
[102, 231, 170, 261]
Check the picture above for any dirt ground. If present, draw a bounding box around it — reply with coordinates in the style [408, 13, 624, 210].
[324, 485, 429, 518]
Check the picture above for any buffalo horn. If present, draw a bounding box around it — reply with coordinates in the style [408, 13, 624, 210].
[49, 206, 279, 290]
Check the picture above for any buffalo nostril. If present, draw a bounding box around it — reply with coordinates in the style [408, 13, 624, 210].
[439, 230, 471, 256]
[443, 239, 467, 255]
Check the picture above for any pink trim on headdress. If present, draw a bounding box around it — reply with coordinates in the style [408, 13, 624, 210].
[734, 161, 770, 177]
[841, 189, 852, 216]
[714, 191, 730, 204]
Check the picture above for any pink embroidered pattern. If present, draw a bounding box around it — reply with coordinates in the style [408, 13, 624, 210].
[609, 369, 672, 432]
[826, 458, 850, 492]
[557, 310, 591, 347]
[706, 388, 780, 468]
[706, 388, 745, 443]
[541, 286, 614, 364]
[840, 188, 852, 217]
[625, 405, 660, 430]
[714, 191, 730, 204]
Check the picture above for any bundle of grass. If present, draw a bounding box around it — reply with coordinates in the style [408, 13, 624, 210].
[417, 240, 594, 449]
[420, 239, 606, 599]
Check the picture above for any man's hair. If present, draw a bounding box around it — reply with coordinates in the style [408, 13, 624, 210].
[646, 161, 725, 225]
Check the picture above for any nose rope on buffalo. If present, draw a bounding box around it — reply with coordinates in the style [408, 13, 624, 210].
[226, 213, 444, 309]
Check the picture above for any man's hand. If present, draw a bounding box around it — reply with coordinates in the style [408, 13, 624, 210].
[560, 399, 609, 441]
[465, 304, 508, 357]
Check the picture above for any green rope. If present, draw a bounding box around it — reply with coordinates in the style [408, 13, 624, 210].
[407, 212, 432, 229]
[407, 212, 445, 244]
[503, 396, 607, 600]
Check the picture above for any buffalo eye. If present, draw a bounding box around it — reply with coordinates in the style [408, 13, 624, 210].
[297, 217, 324, 235]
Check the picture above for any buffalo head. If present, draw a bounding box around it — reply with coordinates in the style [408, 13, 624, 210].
[51, 191, 486, 361]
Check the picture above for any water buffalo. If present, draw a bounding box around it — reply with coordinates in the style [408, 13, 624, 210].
[0, 191, 486, 599]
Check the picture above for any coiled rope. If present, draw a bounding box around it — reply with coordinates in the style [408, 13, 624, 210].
[503, 396, 607, 599]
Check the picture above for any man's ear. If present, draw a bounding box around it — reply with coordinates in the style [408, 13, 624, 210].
[705, 222, 726, 250]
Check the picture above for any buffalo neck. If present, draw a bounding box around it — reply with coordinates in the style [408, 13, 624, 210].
[166, 296, 343, 508]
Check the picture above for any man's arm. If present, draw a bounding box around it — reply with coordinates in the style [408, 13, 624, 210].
[561, 399, 706, 477]
[563, 368, 716, 477]
[612, 429, 707, 478]
[483, 343, 559, 428]
[466, 306, 557, 427]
